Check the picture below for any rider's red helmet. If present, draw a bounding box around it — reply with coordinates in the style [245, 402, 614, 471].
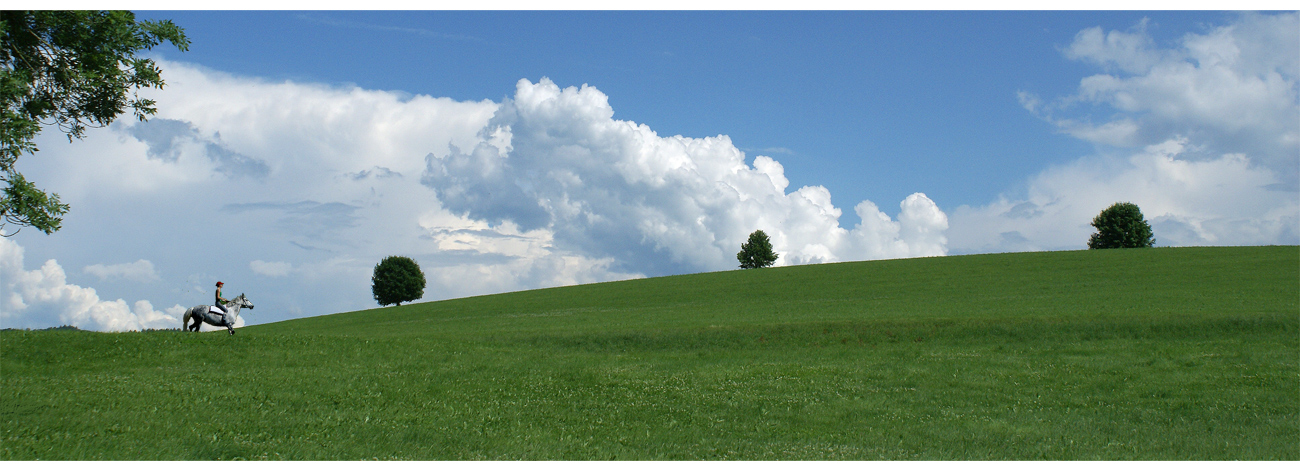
[216, 281, 224, 287]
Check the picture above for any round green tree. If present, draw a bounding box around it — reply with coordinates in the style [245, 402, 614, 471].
[371, 256, 426, 307]
[1087, 202, 1156, 249]
[737, 229, 779, 269]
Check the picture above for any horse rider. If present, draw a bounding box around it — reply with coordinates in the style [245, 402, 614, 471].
[212, 281, 230, 324]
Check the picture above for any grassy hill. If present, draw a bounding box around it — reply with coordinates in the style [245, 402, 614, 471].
[2, 246, 1296, 459]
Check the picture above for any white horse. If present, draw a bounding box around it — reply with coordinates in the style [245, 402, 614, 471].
[182, 293, 253, 335]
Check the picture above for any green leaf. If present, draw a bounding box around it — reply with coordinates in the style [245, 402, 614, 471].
[1, 171, 69, 235]
[0, 10, 188, 235]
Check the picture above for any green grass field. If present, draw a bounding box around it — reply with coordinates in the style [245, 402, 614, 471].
[2, 246, 1297, 460]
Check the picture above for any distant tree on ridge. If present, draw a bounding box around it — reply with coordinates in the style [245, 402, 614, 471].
[738, 230, 779, 269]
[372, 256, 426, 307]
[1088, 202, 1156, 249]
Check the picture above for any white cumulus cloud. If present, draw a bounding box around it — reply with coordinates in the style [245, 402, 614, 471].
[1032, 12, 1299, 181]
[423, 78, 948, 276]
[949, 138, 1297, 253]
[1, 236, 184, 331]
[959, 13, 1299, 253]
[249, 260, 293, 277]
[83, 259, 160, 283]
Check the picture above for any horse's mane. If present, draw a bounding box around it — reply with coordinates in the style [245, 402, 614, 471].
[219, 294, 245, 307]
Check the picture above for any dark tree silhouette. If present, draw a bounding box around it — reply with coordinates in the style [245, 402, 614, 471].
[372, 256, 426, 307]
[1088, 202, 1156, 249]
[738, 230, 779, 269]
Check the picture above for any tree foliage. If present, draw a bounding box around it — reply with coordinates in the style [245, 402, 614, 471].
[737, 229, 779, 269]
[372, 256, 426, 307]
[1088, 202, 1156, 249]
[0, 171, 66, 233]
[0, 11, 188, 235]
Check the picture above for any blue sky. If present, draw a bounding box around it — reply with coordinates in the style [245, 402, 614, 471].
[2, 9, 1297, 331]
[131, 10, 1209, 213]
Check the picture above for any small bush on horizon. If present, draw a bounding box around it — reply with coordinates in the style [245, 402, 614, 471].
[371, 256, 426, 307]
